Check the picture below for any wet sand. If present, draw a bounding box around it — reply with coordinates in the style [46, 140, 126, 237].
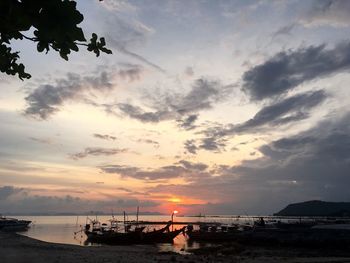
[1, 231, 350, 263]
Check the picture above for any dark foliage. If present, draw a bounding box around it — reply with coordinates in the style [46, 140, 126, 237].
[0, 0, 112, 80]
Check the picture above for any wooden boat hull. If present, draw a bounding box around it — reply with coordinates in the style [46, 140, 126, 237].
[0, 219, 31, 232]
[274, 222, 317, 230]
[85, 226, 185, 244]
[85, 230, 143, 245]
[186, 230, 240, 242]
[143, 227, 185, 243]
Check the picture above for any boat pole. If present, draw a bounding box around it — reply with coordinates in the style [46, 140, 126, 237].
[123, 211, 126, 232]
[136, 206, 139, 226]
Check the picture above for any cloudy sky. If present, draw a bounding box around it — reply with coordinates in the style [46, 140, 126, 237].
[1, 0, 350, 215]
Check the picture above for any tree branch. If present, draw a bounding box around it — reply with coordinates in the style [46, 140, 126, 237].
[19, 33, 37, 42]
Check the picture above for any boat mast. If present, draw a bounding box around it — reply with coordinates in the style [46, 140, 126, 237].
[123, 211, 126, 232]
[136, 206, 139, 226]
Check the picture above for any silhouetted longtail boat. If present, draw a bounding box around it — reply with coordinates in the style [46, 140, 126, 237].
[84, 219, 184, 244]
[186, 223, 243, 242]
[84, 219, 144, 244]
[143, 223, 186, 243]
[0, 216, 31, 231]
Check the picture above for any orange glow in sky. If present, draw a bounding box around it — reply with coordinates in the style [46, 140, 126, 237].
[168, 197, 182, 203]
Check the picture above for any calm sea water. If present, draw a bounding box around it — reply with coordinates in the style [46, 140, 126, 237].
[15, 215, 250, 253]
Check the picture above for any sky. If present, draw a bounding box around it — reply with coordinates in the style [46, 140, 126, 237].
[1, 0, 350, 215]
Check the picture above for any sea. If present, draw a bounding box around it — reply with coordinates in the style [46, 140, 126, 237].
[15, 215, 252, 253]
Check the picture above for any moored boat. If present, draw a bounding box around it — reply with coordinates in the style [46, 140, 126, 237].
[85, 228, 143, 244]
[84, 219, 185, 244]
[141, 221, 172, 243]
[84, 219, 144, 244]
[186, 223, 242, 242]
[143, 225, 186, 243]
[273, 220, 317, 229]
[0, 216, 31, 231]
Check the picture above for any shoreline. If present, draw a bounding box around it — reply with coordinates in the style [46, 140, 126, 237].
[2, 231, 350, 263]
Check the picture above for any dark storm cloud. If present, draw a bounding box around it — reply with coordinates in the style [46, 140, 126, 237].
[23, 64, 144, 120]
[24, 71, 113, 120]
[184, 139, 198, 154]
[229, 112, 350, 203]
[117, 78, 233, 124]
[184, 123, 227, 154]
[113, 44, 166, 73]
[100, 164, 185, 180]
[199, 137, 228, 153]
[190, 90, 327, 153]
[242, 42, 350, 100]
[176, 114, 198, 130]
[177, 160, 208, 171]
[233, 90, 327, 133]
[262, 124, 350, 165]
[117, 103, 171, 123]
[172, 79, 232, 114]
[70, 147, 128, 160]
[100, 160, 210, 181]
[302, 0, 350, 27]
[93, 134, 117, 141]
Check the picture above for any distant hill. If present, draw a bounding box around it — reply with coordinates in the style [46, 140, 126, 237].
[274, 200, 350, 217]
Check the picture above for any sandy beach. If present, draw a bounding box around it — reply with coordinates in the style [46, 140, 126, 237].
[2, 231, 350, 263]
